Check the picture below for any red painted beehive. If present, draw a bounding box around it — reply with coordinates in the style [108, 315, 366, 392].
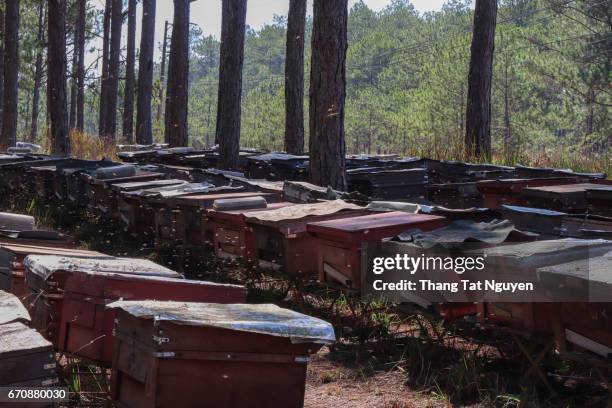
[207, 201, 295, 261]
[307, 211, 447, 290]
[245, 201, 370, 276]
[24, 254, 178, 348]
[58, 270, 247, 367]
[108, 301, 335, 408]
[0, 244, 101, 300]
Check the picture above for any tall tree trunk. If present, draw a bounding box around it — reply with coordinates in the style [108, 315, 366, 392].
[135, 0, 155, 145]
[76, 0, 86, 132]
[165, 0, 190, 147]
[1, 0, 19, 150]
[104, 0, 122, 141]
[122, 0, 136, 142]
[47, 0, 70, 155]
[157, 20, 169, 122]
[284, 0, 306, 155]
[0, 6, 5, 132]
[30, 1, 46, 142]
[465, 0, 497, 159]
[98, 0, 111, 136]
[69, 18, 78, 130]
[216, 0, 247, 169]
[309, 0, 348, 190]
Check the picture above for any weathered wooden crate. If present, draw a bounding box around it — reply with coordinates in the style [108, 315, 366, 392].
[524, 183, 611, 213]
[499, 205, 566, 236]
[586, 186, 612, 217]
[0, 243, 85, 299]
[245, 201, 369, 276]
[207, 202, 294, 261]
[108, 301, 334, 408]
[0, 322, 58, 399]
[561, 214, 612, 239]
[477, 177, 580, 209]
[347, 167, 427, 200]
[427, 182, 483, 209]
[115, 180, 188, 235]
[24, 254, 175, 347]
[59, 271, 246, 367]
[170, 191, 283, 249]
[307, 211, 446, 290]
[85, 167, 164, 216]
[474, 240, 612, 337]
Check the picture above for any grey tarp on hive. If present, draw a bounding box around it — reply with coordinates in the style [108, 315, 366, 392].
[0, 322, 52, 354]
[24, 255, 180, 281]
[245, 200, 362, 223]
[107, 300, 335, 344]
[395, 219, 536, 249]
[0, 290, 30, 325]
[123, 181, 211, 198]
[0, 212, 35, 232]
[112, 179, 187, 192]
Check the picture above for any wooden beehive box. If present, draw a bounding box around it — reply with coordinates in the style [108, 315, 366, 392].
[523, 183, 609, 213]
[208, 202, 295, 261]
[245, 201, 369, 275]
[171, 191, 283, 248]
[116, 180, 189, 235]
[108, 301, 335, 408]
[0, 322, 58, 392]
[59, 271, 246, 367]
[24, 254, 176, 347]
[0, 243, 86, 299]
[307, 211, 447, 290]
[85, 167, 164, 216]
[476, 177, 579, 209]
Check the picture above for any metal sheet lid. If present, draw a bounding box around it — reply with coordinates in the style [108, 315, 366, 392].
[107, 300, 336, 344]
[0, 322, 52, 354]
[24, 255, 180, 280]
[0, 290, 30, 325]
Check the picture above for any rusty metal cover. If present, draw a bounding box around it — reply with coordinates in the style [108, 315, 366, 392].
[24, 255, 180, 281]
[0, 290, 30, 325]
[107, 301, 335, 344]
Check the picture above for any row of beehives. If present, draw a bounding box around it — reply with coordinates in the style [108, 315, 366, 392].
[0, 213, 334, 407]
[1, 152, 612, 375]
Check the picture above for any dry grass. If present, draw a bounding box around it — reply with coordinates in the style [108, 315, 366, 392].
[68, 131, 119, 160]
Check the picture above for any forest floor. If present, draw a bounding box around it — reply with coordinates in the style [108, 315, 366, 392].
[5, 191, 611, 408]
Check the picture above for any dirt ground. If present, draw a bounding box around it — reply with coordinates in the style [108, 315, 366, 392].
[304, 348, 446, 408]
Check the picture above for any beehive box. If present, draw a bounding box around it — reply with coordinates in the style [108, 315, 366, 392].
[208, 202, 295, 261]
[171, 191, 283, 248]
[427, 182, 483, 209]
[245, 201, 369, 275]
[108, 301, 335, 408]
[59, 271, 246, 367]
[476, 177, 579, 209]
[85, 165, 164, 216]
[116, 180, 189, 235]
[586, 186, 612, 217]
[0, 322, 58, 400]
[347, 167, 427, 200]
[307, 211, 446, 290]
[24, 254, 177, 347]
[523, 183, 610, 213]
[474, 239, 612, 335]
[0, 244, 92, 299]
